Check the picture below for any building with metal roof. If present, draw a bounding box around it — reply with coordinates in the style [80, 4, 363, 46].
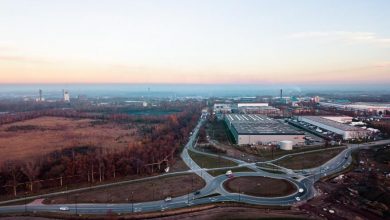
[224, 114, 305, 145]
[297, 116, 371, 140]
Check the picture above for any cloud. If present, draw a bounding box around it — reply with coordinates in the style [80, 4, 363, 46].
[288, 31, 390, 47]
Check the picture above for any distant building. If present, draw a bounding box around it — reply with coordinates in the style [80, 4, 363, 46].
[63, 90, 70, 102]
[35, 89, 45, 102]
[319, 102, 390, 116]
[124, 100, 148, 107]
[237, 103, 268, 108]
[313, 96, 320, 103]
[238, 105, 281, 117]
[291, 97, 300, 107]
[225, 114, 305, 145]
[77, 95, 87, 101]
[213, 103, 232, 114]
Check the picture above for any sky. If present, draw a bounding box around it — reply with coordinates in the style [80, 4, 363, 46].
[0, 0, 390, 85]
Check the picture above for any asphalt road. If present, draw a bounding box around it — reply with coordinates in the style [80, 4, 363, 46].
[1, 113, 389, 216]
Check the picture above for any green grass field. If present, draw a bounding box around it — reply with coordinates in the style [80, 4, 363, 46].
[274, 147, 345, 170]
[188, 150, 237, 169]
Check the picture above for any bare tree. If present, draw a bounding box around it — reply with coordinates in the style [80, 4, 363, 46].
[21, 160, 41, 192]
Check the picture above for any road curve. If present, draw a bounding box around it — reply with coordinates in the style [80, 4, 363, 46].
[0, 113, 389, 215]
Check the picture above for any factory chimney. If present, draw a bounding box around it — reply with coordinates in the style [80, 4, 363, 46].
[280, 89, 283, 99]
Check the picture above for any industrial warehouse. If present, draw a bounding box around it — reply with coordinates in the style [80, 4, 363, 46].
[224, 114, 305, 146]
[297, 116, 371, 140]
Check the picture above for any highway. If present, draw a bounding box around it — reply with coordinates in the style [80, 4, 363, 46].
[1, 112, 389, 216]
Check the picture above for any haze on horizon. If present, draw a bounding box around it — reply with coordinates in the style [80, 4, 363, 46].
[0, 0, 390, 85]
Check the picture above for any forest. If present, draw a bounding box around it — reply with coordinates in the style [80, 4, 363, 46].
[0, 101, 202, 198]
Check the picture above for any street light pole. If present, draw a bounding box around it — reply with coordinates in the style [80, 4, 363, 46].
[24, 192, 27, 213]
[75, 195, 78, 215]
[187, 189, 190, 204]
[192, 175, 194, 192]
[131, 192, 134, 213]
[152, 183, 155, 200]
[238, 184, 241, 202]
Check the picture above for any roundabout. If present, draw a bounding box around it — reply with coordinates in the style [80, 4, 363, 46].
[222, 176, 297, 198]
[0, 114, 389, 216]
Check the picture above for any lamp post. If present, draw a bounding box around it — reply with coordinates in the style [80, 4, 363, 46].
[238, 184, 241, 202]
[74, 194, 78, 215]
[24, 192, 27, 213]
[131, 192, 134, 213]
[187, 189, 190, 204]
[152, 183, 155, 200]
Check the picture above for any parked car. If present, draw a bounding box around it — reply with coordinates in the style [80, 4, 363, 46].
[59, 206, 70, 211]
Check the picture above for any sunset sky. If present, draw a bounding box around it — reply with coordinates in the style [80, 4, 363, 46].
[0, 0, 389, 84]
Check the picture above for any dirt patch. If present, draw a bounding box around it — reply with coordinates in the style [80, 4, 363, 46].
[0, 117, 137, 161]
[223, 176, 296, 197]
[44, 174, 205, 204]
[156, 206, 309, 220]
[299, 145, 390, 220]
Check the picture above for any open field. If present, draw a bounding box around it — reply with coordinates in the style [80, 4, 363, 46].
[188, 150, 237, 169]
[224, 176, 297, 197]
[236, 144, 344, 161]
[44, 173, 205, 204]
[0, 158, 190, 204]
[300, 145, 390, 219]
[124, 108, 181, 116]
[274, 147, 346, 170]
[0, 117, 137, 161]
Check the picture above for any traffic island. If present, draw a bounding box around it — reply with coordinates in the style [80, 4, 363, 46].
[223, 176, 297, 197]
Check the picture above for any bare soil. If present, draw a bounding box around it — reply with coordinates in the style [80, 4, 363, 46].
[299, 145, 390, 220]
[224, 176, 297, 197]
[156, 206, 310, 220]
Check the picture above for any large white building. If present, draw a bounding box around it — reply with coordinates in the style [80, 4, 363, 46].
[225, 114, 305, 145]
[237, 103, 268, 107]
[63, 90, 70, 102]
[213, 103, 232, 114]
[297, 116, 371, 140]
[319, 102, 390, 115]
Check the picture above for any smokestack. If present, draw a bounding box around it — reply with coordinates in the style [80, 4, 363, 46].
[280, 89, 283, 99]
[39, 89, 42, 101]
